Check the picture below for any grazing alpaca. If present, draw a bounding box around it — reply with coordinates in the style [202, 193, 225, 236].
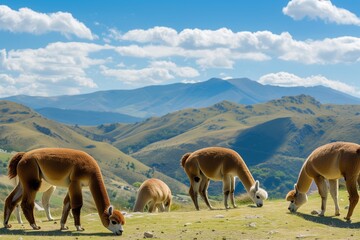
[12, 176, 56, 224]
[286, 142, 360, 221]
[133, 178, 172, 213]
[181, 147, 268, 210]
[3, 148, 125, 235]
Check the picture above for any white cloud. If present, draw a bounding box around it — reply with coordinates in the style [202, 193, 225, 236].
[0, 5, 95, 39]
[100, 61, 199, 86]
[0, 42, 114, 96]
[111, 27, 360, 67]
[259, 72, 360, 96]
[283, 0, 360, 26]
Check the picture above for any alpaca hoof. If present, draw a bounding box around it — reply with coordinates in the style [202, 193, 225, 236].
[76, 225, 85, 231]
[31, 224, 41, 230]
[4, 223, 12, 228]
[335, 212, 340, 216]
[60, 226, 69, 230]
[344, 217, 351, 222]
[233, 205, 238, 208]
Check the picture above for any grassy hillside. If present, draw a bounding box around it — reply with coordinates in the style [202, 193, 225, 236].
[74, 95, 360, 197]
[0, 101, 188, 209]
[0, 190, 359, 239]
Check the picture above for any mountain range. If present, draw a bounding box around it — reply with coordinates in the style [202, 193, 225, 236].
[72, 95, 360, 197]
[3, 78, 360, 125]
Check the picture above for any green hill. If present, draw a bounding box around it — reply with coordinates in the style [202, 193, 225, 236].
[0, 101, 187, 211]
[74, 95, 360, 197]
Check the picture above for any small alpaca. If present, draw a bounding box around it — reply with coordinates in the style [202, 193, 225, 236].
[12, 176, 56, 224]
[133, 178, 172, 213]
[3, 148, 125, 235]
[181, 147, 268, 210]
[286, 142, 360, 221]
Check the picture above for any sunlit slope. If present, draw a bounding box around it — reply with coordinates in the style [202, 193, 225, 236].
[0, 101, 187, 196]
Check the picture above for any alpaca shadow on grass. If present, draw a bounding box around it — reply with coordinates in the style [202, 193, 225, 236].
[292, 212, 360, 229]
[0, 227, 112, 237]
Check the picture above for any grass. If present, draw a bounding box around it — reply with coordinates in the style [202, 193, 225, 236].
[1, 190, 359, 240]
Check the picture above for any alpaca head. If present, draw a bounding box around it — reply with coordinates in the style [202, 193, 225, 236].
[286, 184, 308, 213]
[105, 206, 125, 235]
[249, 180, 268, 207]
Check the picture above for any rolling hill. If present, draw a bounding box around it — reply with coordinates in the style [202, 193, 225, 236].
[3, 78, 360, 125]
[0, 100, 188, 207]
[73, 95, 360, 197]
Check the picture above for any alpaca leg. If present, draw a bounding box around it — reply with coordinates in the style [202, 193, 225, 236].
[60, 193, 71, 230]
[148, 201, 156, 213]
[15, 205, 23, 224]
[329, 179, 340, 216]
[199, 178, 214, 210]
[344, 176, 359, 221]
[164, 197, 172, 212]
[12, 178, 23, 224]
[3, 183, 23, 228]
[222, 175, 231, 209]
[21, 189, 40, 230]
[230, 176, 237, 208]
[42, 185, 56, 221]
[189, 184, 200, 211]
[69, 181, 84, 231]
[314, 176, 327, 216]
[157, 203, 165, 212]
[17, 159, 42, 230]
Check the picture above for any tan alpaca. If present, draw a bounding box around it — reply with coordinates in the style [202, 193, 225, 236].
[12, 176, 56, 224]
[133, 178, 172, 213]
[286, 142, 360, 221]
[3, 148, 125, 235]
[181, 147, 268, 210]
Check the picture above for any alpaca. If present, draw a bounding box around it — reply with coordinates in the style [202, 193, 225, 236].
[3, 148, 125, 235]
[286, 142, 360, 221]
[133, 178, 172, 213]
[12, 176, 56, 224]
[181, 147, 268, 210]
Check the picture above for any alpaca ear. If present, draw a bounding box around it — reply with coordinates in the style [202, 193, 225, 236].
[107, 205, 113, 215]
[294, 184, 298, 192]
[255, 180, 259, 191]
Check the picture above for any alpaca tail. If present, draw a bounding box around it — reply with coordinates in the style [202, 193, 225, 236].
[8, 152, 25, 179]
[180, 152, 192, 168]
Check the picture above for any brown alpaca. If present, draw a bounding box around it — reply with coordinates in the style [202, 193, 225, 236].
[12, 176, 56, 224]
[181, 147, 268, 210]
[286, 142, 360, 221]
[3, 148, 125, 235]
[133, 178, 172, 213]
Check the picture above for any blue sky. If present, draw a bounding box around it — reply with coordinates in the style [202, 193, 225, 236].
[1, 0, 360, 97]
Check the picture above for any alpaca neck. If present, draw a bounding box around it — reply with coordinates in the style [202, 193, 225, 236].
[236, 163, 255, 192]
[89, 172, 111, 228]
[296, 164, 313, 193]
